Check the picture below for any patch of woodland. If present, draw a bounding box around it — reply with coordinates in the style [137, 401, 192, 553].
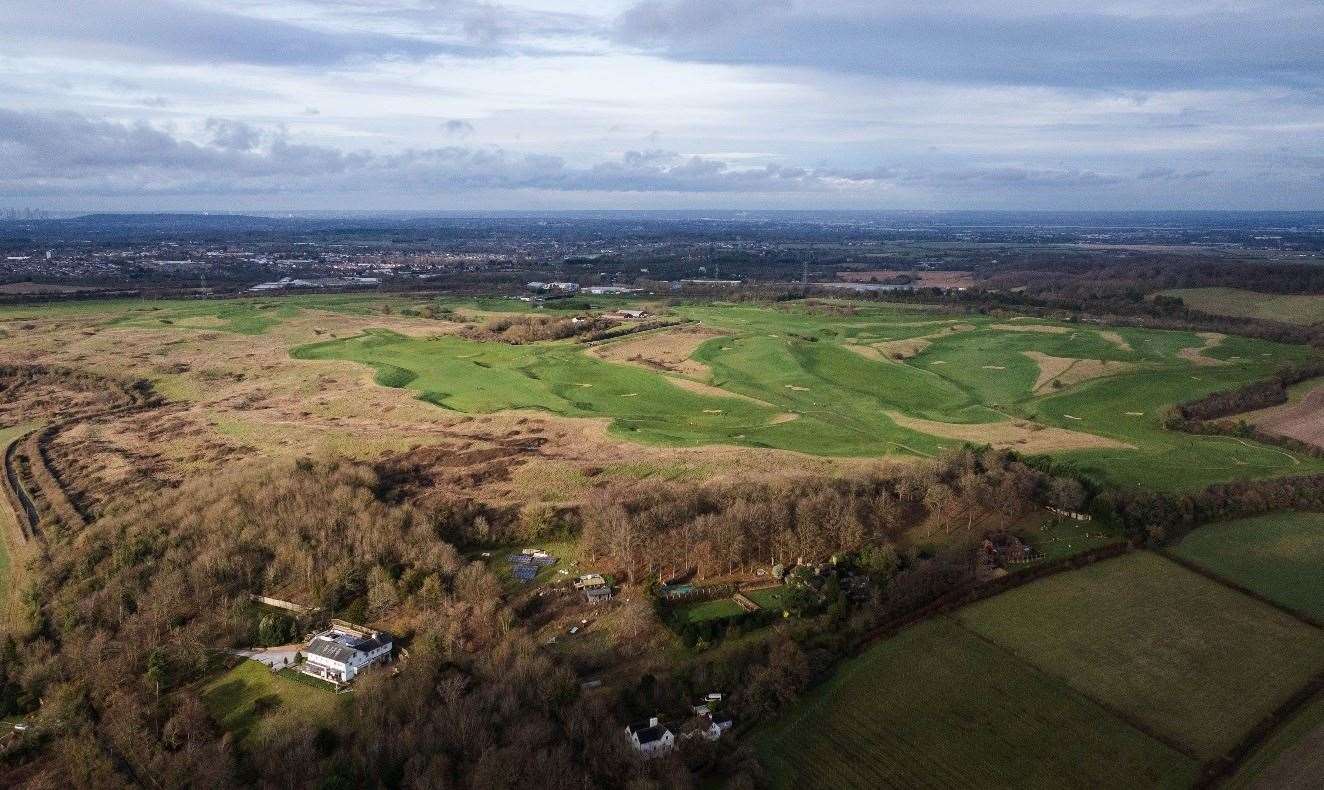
[0, 456, 682, 789]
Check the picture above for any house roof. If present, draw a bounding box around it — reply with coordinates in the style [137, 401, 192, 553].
[635, 725, 670, 744]
[305, 630, 392, 664]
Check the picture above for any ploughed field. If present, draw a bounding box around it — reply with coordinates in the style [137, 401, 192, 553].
[4, 294, 1322, 490]
[755, 552, 1324, 788]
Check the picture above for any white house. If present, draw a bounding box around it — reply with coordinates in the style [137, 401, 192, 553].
[625, 717, 675, 758]
[302, 625, 393, 683]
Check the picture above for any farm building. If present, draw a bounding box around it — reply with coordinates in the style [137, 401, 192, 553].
[302, 624, 393, 683]
[584, 584, 613, 604]
[625, 717, 675, 758]
[679, 712, 734, 742]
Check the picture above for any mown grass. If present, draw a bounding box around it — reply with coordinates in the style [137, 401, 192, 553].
[744, 586, 791, 611]
[672, 597, 745, 624]
[1169, 511, 1324, 620]
[955, 552, 1324, 758]
[1162, 288, 1324, 326]
[754, 617, 1198, 789]
[200, 659, 344, 749]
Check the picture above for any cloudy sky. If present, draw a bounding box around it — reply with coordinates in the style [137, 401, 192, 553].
[1, 0, 1321, 211]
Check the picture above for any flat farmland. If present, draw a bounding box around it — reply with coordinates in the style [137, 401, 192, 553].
[754, 618, 1198, 789]
[955, 552, 1324, 758]
[1162, 288, 1324, 326]
[1170, 511, 1324, 620]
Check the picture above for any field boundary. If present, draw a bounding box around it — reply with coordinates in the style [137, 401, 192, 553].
[951, 616, 1201, 760]
[1195, 675, 1324, 789]
[847, 541, 1132, 653]
[1154, 547, 1324, 630]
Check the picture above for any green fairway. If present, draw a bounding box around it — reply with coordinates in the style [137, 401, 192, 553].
[754, 617, 1198, 789]
[201, 660, 345, 749]
[292, 299, 1324, 488]
[1162, 288, 1324, 326]
[1170, 511, 1324, 620]
[956, 552, 1324, 758]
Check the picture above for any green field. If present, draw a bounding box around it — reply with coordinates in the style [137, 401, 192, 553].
[7, 294, 1323, 489]
[672, 597, 745, 624]
[754, 617, 1198, 788]
[1227, 694, 1324, 789]
[745, 585, 791, 611]
[1170, 511, 1324, 620]
[955, 552, 1324, 758]
[1163, 288, 1324, 326]
[201, 660, 345, 749]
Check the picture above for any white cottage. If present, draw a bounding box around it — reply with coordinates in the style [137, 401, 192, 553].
[625, 716, 675, 758]
[303, 626, 393, 683]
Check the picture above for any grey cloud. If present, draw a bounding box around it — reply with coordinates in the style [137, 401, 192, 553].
[0, 110, 1268, 202]
[442, 120, 476, 137]
[1139, 167, 1214, 181]
[206, 119, 263, 152]
[615, 1, 1324, 90]
[2, 0, 489, 67]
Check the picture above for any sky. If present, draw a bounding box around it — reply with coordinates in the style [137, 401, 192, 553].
[1, 0, 1321, 211]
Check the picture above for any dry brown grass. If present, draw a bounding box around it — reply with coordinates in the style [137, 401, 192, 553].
[585, 325, 725, 378]
[886, 411, 1132, 453]
[1, 307, 893, 513]
[990, 323, 1069, 335]
[1023, 351, 1136, 393]
[1098, 330, 1134, 352]
[1177, 332, 1228, 366]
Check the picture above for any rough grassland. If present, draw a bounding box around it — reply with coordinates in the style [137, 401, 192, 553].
[755, 617, 1198, 789]
[956, 552, 1324, 758]
[201, 660, 344, 749]
[6, 295, 1323, 490]
[1170, 511, 1324, 620]
[1163, 288, 1324, 326]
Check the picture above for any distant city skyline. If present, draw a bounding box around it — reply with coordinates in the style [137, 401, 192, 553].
[1, 1, 1321, 211]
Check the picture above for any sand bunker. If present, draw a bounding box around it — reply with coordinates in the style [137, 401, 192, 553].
[886, 411, 1131, 453]
[1024, 351, 1136, 393]
[1178, 332, 1228, 366]
[588, 325, 725, 378]
[1098, 330, 1134, 352]
[991, 323, 1068, 335]
[876, 337, 931, 358]
[873, 323, 976, 360]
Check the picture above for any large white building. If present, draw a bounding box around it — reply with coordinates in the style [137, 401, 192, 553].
[303, 625, 393, 683]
